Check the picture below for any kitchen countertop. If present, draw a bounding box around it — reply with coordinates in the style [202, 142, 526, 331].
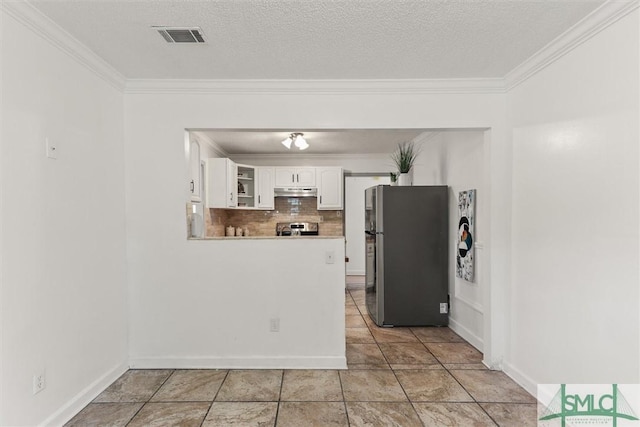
[189, 236, 344, 240]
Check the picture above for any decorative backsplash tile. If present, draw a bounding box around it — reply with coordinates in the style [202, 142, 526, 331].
[205, 198, 343, 237]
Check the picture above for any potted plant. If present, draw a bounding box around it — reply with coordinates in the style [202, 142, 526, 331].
[389, 172, 398, 186]
[391, 141, 418, 186]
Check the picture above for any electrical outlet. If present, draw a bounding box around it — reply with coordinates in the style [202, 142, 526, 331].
[440, 303, 448, 314]
[33, 371, 46, 394]
[325, 251, 335, 264]
[270, 318, 280, 332]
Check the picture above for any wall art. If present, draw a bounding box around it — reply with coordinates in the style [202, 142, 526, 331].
[456, 189, 475, 282]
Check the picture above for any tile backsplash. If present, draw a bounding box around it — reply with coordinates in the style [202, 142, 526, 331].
[205, 198, 343, 237]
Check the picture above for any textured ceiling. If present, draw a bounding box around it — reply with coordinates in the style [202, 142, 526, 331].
[31, 0, 604, 80]
[192, 129, 432, 155]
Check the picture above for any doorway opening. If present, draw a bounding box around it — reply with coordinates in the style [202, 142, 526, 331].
[344, 173, 391, 289]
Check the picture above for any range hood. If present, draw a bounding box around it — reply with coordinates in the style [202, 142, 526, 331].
[274, 187, 318, 198]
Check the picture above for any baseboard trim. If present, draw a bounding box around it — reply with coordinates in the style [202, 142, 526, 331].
[448, 317, 484, 353]
[502, 361, 539, 397]
[346, 270, 365, 276]
[41, 361, 128, 427]
[128, 356, 348, 370]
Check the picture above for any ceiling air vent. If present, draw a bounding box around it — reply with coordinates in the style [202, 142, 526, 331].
[154, 27, 206, 43]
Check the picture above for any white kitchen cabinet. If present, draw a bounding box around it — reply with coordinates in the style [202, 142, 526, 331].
[206, 158, 238, 208]
[257, 167, 275, 209]
[317, 167, 343, 210]
[274, 167, 316, 187]
[189, 140, 201, 202]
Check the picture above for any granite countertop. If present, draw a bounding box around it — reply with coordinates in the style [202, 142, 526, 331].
[190, 236, 344, 240]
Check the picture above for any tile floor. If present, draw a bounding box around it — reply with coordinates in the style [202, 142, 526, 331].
[65, 288, 537, 426]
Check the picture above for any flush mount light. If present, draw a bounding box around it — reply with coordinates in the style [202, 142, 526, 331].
[282, 133, 309, 150]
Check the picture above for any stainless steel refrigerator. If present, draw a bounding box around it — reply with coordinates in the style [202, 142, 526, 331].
[365, 185, 449, 326]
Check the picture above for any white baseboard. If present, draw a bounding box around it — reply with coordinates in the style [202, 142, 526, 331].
[128, 356, 348, 370]
[502, 361, 539, 397]
[41, 361, 128, 427]
[448, 317, 484, 352]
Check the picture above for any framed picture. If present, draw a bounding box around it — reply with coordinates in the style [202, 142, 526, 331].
[456, 189, 475, 282]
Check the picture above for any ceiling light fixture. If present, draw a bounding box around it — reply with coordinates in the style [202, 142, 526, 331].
[281, 133, 309, 150]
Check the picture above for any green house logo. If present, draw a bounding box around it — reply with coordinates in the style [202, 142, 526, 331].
[539, 384, 639, 426]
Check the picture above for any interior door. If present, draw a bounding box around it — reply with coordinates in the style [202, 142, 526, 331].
[344, 175, 390, 275]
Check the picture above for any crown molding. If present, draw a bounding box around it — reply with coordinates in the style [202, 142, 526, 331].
[191, 132, 229, 158]
[505, 0, 639, 91]
[413, 131, 441, 145]
[124, 78, 506, 95]
[1, 1, 126, 91]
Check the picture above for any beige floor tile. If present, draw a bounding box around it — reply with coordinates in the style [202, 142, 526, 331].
[355, 302, 368, 312]
[340, 370, 407, 401]
[390, 363, 444, 370]
[395, 370, 473, 402]
[370, 327, 419, 343]
[151, 369, 227, 401]
[347, 364, 391, 370]
[346, 402, 423, 427]
[351, 299, 366, 306]
[426, 342, 483, 363]
[481, 403, 538, 427]
[411, 327, 465, 343]
[215, 370, 282, 401]
[362, 317, 377, 330]
[345, 305, 361, 316]
[345, 314, 367, 328]
[280, 370, 342, 401]
[450, 371, 535, 403]
[93, 370, 172, 403]
[414, 402, 497, 426]
[276, 402, 348, 427]
[444, 363, 488, 370]
[203, 402, 277, 426]
[379, 342, 439, 365]
[346, 328, 375, 344]
[127, 402, 210, 427]
[64, 403, 143, 427]
[346, 343, 387, 365]
[349, 290, 365, 299]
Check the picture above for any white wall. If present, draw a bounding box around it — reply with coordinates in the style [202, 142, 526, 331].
[129, 238, 346, 369]
[417, 131, 486, 350]
[505, 10, 639, 390]
[123, 90, 509, 371]
[344, 175, 391, 275]
[1, 10, 128, 427]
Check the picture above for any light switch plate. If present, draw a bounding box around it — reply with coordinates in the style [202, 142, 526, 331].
[440, 303, 448, 314]
[45, 137, 57, 159]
